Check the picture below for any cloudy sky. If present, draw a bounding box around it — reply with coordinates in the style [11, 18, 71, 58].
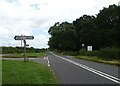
[0, 0, 119, 48]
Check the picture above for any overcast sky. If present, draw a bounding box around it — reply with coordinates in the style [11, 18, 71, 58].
[0, 0, 119, 48]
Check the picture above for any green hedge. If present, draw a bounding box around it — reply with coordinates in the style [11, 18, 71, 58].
[1, 47, 46, 54]
[79, 48, 120, 60]
[98, 48, 120, 60]
[62, 51, 78, 56]
[79, 49, 98, 56]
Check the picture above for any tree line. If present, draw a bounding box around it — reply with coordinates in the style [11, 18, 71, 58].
[48, 4, 120, 51]
[1, 46, 46, 54]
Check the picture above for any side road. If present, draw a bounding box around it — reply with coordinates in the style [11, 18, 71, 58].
[1, 57, 48, 66]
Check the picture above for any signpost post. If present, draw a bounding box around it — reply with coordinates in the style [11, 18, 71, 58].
[14, 35, 34, 61]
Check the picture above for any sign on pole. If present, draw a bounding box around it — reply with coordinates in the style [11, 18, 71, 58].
[14, 35, 34, 61]
[14, 36, 34, 40]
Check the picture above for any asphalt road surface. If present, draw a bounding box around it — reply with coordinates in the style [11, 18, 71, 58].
[1, 53, 120, 85]
[46, 51, 119, 85]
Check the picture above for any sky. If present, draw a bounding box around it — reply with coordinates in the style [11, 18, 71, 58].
[0, 0, 119, 49]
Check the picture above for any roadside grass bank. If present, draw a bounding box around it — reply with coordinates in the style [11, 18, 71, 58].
[2, 60, 58, 84]
[75, 56, 120, 66]
[51, 48, 120, 66]
[2, 52, 46, 58]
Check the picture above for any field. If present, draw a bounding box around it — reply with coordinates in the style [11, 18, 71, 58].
[2, 60, 58, 84]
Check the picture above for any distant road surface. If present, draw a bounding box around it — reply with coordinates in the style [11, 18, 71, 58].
[47, 51, 119, 84]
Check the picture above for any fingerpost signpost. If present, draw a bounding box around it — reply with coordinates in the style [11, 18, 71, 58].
[14, 35, 34, 61]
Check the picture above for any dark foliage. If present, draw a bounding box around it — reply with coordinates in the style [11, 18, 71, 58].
[48, 4, 120, 51]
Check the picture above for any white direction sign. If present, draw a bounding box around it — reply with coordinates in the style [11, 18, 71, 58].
[14, 36, 34, 40]
[87, 46, 92, 51]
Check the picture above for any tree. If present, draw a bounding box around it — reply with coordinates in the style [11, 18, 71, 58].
[96, 4, 120, 48]
[48, 4, 120, 51]
[48, 22, 77, 51]
[73, 15, 97, 49]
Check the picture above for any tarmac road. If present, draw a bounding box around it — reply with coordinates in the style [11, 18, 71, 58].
[1, 53, 119, 85]
[47, 51, 119, 85]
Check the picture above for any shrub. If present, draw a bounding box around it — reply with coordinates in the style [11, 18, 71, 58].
[62, 51, 78, 56]
[97, 48, 120, 60]
[79, 48, 120, 60]
[79, 49, 98, 56]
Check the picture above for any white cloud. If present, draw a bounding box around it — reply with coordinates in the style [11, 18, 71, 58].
[118, 1, 120, 6]
[0, 0, 119, 48]
[28, 34, 49, 48]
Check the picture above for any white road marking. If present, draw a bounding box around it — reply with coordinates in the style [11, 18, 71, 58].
[46, 57, 50, 67]
[29, 58, 36, 59]
[50, 52, 120, 84]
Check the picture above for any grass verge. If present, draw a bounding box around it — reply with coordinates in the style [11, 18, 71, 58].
[2, 52, 46, 58]
[52, 51, 120, 66]
[2, 60, 58, 84]
[75, 56, 120, 66]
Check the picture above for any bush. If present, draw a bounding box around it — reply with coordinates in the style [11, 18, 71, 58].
[97, 48, 120, 60]
[53, 49, 61, 53]
[79, 49, 98, 56]
[62, 51, 78, 56]
[2, 47, 44, 54]
[79, 48, 120, 60]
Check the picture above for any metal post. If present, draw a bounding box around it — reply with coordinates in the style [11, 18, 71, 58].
[21, 35, 23, 55]
[23, 39, 26, 61]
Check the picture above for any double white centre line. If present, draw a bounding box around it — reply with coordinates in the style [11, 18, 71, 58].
[50, 52, 120, 84]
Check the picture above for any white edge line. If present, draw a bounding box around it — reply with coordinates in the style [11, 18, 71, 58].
[46, 57, 50, 67]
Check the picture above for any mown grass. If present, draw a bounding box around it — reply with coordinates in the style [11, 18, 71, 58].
[75, 56, 120, 66]
[2, 52, 46, 58]
[2, 60, 58, 84]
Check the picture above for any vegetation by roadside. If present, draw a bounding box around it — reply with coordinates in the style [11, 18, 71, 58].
[47, 4, 120, 66]
[78, 48, 120, 60]
[1, 46, 46, 54]
[52, 48, 120, 66]
[2, 60, 58, 84]
[48, 5, 120, 52]
[75, 56, 120, 66]
[2, 52, 46, 58]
